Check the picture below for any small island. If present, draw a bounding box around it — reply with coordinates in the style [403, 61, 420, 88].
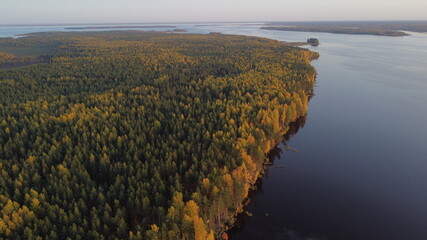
[307, 38, 320, 46]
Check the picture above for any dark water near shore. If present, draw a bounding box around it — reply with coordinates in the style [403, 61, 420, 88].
[1, 24, 427, 240]
[226, 30, 427, 240]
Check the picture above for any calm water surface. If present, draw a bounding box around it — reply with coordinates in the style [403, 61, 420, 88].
[1, 24, 427, 240]
[226, 29, 427, 240]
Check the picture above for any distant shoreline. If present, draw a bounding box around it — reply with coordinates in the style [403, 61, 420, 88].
[260, 21, 427, 37]
[261, 26, 409, 37]
[65, 25, 176, 30]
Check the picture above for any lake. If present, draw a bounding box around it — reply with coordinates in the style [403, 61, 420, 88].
[1, 23, 427, 240]
[224, 27, 427, 240]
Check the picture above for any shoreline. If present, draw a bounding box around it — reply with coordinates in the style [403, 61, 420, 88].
[280, 41, 319, 47]
[219, 115, 310, 239]
[280, 41, 312, 47]
[261, 26, 409, 37]
[218, 65, 318, 239]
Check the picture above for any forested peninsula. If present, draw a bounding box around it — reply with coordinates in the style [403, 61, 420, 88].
[0, 31, 318, 239]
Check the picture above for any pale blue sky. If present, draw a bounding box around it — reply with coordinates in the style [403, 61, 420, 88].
[1, 0, 426, 24]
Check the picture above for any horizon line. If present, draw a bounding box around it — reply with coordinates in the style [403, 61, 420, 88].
[1, 19, 427, 28]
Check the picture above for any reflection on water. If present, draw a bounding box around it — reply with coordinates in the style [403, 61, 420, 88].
[283, 116, 308, 143]
[228, 116, 308, 237]
[1, 24, 427, 240]
[227, 26, 427, 240]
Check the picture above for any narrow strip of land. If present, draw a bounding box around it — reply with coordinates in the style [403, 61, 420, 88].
[65, 25, 176, 30]
[261, 21, 427, 36]
[261, 26, 408, 36]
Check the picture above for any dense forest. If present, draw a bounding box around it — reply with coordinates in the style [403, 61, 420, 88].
[0, 31, 318, 239]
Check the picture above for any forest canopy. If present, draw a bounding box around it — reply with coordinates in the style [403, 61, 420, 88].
[0, 31, 318, 239]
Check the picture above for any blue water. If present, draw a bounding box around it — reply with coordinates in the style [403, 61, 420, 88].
[1, 24, 427, 240]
